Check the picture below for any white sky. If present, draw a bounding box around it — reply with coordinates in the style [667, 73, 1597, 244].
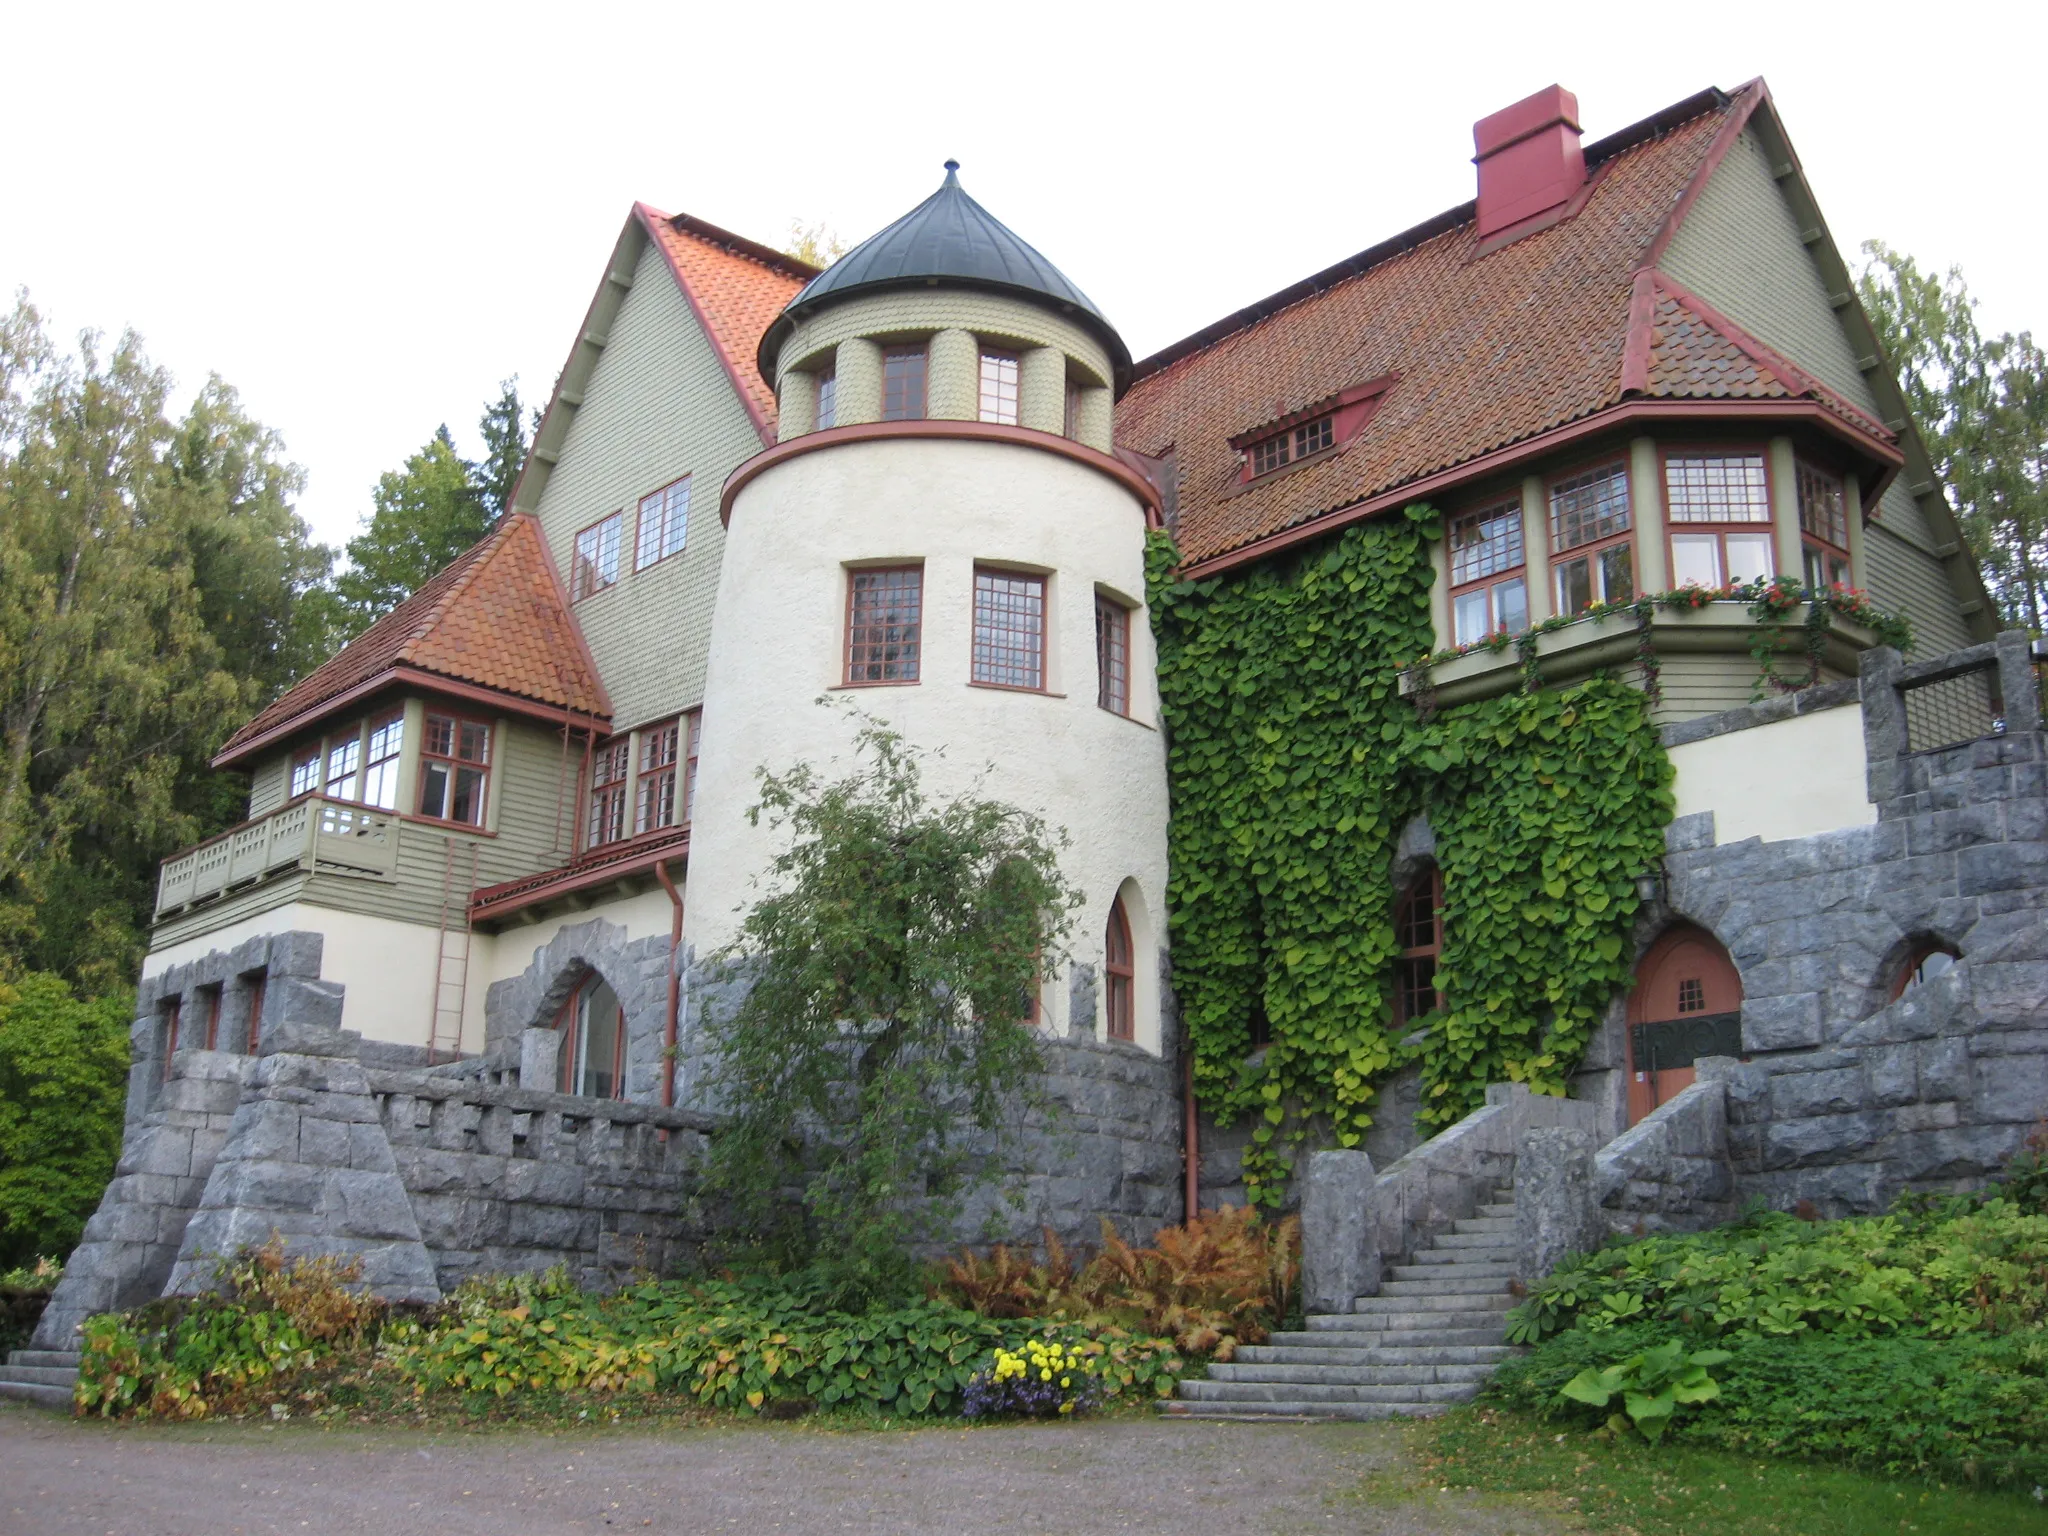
[6, 0, 2041, 553]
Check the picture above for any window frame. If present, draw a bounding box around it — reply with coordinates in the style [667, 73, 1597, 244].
[634, 718, 681, 836]
[198, 985, 223, 1051]
[881, 346, 928, 421]
[360, 711, 405, 810]
[633, 475, 692, 573]
[323, 727, 363, 802]
[572, 511, 624, 601]
[1246, 414, 1338, 479]
[970, 566, 1049, 693]
[843, 565, 924, 687]
[416, 710, 493, 828]
[242, 970, 267, 1056]
[1104, 896, 1135, 1042]
[1661, 446, 1777, 592]
[161, 998, 182, 1082]
[289, 744, 322, 801]
[978, 349, 1020, 426]
[1545, 459, 1635, 615]
[1796, 458, 1853, 590]
[1392, 866, 1446, 1027]
[1447, 497, 1531, 646]
[586, 735, 632, 851]
[815, 365, 838, 431]
[555, 973, 626, 1101]
[682, 709, 701, 827]
[1095, 594, 1131, 716]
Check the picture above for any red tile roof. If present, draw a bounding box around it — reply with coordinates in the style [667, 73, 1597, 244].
[1115, 83, 1895, 573]
[215, 513, 610, 766]
[640, 208, 813, 442]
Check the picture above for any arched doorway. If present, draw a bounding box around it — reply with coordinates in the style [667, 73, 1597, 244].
[1625, 925, 1742, 1124]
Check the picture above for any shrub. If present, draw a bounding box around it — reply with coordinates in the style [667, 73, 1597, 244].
[1505, 1198, 2048, 1345]
[1492, 1320, 2048, 1489]
[0, 1256, 60, 1357]
[939, 1207, 1299, 1358]
[960, 1339, 1100, 1419]
[1553, 1337, 1730, 1442]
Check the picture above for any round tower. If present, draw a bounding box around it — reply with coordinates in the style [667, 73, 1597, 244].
[685, 163, 1168, 1049]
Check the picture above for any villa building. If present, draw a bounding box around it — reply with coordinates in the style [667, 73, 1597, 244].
[18, 78, 2043, 1374]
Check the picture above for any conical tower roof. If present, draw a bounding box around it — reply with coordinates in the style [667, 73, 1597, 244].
[759, 163, 1131, 390]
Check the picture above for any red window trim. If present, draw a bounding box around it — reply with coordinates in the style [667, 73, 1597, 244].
[634, 717, 683, 836]
[1095, 594, 1131, 716]
[1544, 457, 1635, 613]
[1104, 895, 1135, 1042]
[586, 734, 632, 851]
[161, 998, 181, 1082]
[1446, 496, 1530, 643]
[971, 565, 1049, 693]
[200, 985, 222, 1051]
[1659, 443, 1778, 589]
[1392, 866, 1445, 1027]
[881, 346, 928, 422]
[1230, 376, 1397, 486]
[633, 475, 693, 572]
[843, 564, 924, 687]
[417, 711, 494, 827]
[555, 975, 626, 1101]
[571, 511, 625, 602]
[243, 971, 267, 1056]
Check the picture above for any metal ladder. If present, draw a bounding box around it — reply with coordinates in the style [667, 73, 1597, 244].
[428, 837, 479, 1064]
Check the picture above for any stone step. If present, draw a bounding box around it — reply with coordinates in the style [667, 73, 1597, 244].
[1401, 1251, 1519, 1271]
[0, 1380, 73, 1411]
[1451, 1216, 1515, 1236]
[6, 1350, 81, 1371]
[1432, 1230, 1517, 1250]
[1160, 1399, 1446, 1422]
[1236, 1341, 1517, 1367]
[1282, 1322, 1508, 1346]
[1206, 1361, 1498, 1387]
[1478, 1202, 1516, 1219]
[1180, 1379, 1481, 1406]
[1346, 1289, 1515, 1314]
[1376, 1273, 1515, 1297]
[0, 1365, 76, 1388]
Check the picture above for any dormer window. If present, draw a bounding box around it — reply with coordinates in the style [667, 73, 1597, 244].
[882, 347, 927, 421]
[1249, 415, 1335, 478]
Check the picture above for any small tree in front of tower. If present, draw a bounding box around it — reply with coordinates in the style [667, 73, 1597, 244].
[701, 715, 1077, 1307]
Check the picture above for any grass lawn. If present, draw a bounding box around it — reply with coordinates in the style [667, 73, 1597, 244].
[1375, 1406, 2048, 1535]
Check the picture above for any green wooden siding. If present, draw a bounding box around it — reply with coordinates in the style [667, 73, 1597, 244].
[532, 234, 767, 733]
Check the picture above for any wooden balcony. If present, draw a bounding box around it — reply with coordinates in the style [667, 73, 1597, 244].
[154, 797, 401, 920]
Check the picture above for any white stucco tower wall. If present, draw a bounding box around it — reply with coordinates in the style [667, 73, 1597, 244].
[686, 427, 1168, 1048]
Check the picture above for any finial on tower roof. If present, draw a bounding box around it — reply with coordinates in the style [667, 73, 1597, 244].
[944, 159, 960, 182]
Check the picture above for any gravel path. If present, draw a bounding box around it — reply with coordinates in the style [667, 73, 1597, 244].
[0, 1404, 1569, 1536]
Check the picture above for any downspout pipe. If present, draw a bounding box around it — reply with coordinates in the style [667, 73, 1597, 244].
[1183, 1045, 1201, 1223]
[655, 859, 684, 1113]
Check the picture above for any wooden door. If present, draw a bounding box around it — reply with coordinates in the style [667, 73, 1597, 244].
[1626, 926, 1742, 1124]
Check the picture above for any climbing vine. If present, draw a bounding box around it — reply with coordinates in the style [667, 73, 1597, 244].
[1148, 511, 1675, 1204]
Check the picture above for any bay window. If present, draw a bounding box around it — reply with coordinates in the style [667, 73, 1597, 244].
[360, 712, 405, 810]
[1448, 499, 1529, 645]
[1665, 451, 1774, 589]
[323, 733, 361, 801]
[1797, 460, 1853, 589]
[289, 747, 321, 799]
[1548, 462, 1634, 613]
[418, 713, 490, 826]
[587, 737, 630, 848]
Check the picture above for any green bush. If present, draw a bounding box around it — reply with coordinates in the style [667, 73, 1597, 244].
[1506, 1199, 2048, 1345]
[76, 1253, 1187, 1421]
[1492, 1320, 2048, 1489]
[1554, 1337, 1730, 1442]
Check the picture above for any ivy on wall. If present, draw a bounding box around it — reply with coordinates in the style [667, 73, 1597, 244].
[1147, 510, 1675, 1204]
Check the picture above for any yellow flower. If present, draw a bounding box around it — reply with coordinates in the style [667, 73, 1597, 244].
[1060, 1377, 1070, 1388]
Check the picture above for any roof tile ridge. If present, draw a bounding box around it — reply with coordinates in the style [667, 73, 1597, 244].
[662, 207, 820, 282]
[1619, 269, 1660, 397]
[1649, 270, 1895, 440]
[636, 202, 778, 449]
[1637, 79, 1767, 274]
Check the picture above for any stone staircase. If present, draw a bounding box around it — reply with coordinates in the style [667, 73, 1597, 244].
[0, 1348, 79, 1412]
[1163, 1184, 1520, 1420]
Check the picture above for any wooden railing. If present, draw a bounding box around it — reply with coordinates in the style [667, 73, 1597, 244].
[155, 797, 400, 919]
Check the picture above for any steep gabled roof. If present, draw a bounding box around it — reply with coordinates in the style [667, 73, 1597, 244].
[509, 208, 814, 519]
[214, 514, 610, 767]
[1115, 82, 1912, 577]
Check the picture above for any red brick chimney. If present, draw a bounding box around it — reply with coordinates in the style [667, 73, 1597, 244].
[1473, 85, 1585, 239]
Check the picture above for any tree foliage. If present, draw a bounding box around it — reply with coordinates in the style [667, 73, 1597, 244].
[0, 972, 130, 1268]
[782, 220, 848, 269]
[1148, 515, 1673, 1203]
[330, 378, 534, 638]
[0, 293, 330, 989]
[701, 714, 1076, 1304]
[1859, 241, 2048, 631]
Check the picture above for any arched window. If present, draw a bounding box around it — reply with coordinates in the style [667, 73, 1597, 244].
[1892, 942, 1960, 1000]
[1626, 925, 1742, 1125]
[557, 974, 625, 1099]
[1393, 867, 1444, 1026]
[1104, 897, 1135, 1042]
